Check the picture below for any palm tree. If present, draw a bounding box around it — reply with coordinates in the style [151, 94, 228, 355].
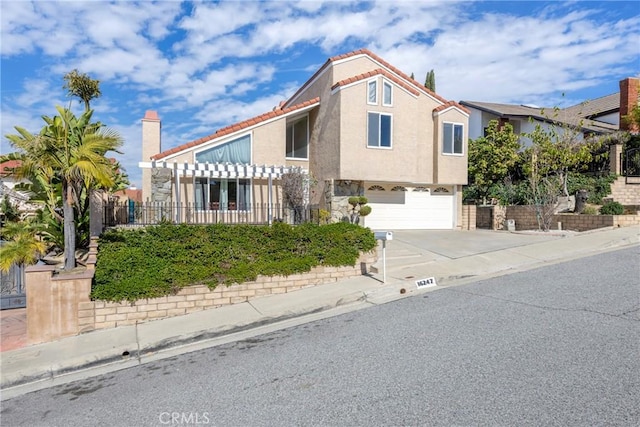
[4, 106, 123, 271]
[0, 220, 46, 273]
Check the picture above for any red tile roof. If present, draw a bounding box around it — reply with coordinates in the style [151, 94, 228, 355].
[331, 69, 421, 96]
[433, 100, 470, 114]
[286, 48, 451, 107]
[0, 160, 21, 177]
[152, 97, 320, 160]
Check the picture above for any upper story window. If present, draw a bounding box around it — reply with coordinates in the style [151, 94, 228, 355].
[368, 112, 392, 148]
[383, 81, 392, 106]
[367, 80, 377, 105]
[286, 115, 309, 159]
[443, 122, 464, 155]
[195, 134, 251, 164]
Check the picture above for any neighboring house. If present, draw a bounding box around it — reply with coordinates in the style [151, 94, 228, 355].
[0, 160, 39, 216]
[460, 77, 639, 144]
[140, 49, 470, 230]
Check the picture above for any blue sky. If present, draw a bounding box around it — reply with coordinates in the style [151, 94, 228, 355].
[2, 0, 639, 187]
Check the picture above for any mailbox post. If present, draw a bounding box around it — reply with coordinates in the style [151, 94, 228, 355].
[374, 231, 393, 283]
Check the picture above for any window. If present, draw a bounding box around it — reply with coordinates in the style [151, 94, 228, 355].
[368, 112, 392, 148]
[367, 80, 377, 104]
[195, 134, 251, 164]
[383, 81, 392, 106]
[286, 116, 308, 159]
[195, 177, 251, 211]
[443, 123, 464, 155]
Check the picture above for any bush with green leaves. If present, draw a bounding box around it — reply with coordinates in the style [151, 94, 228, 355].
[599, 201, 624, 215]
[92, 222, 376, 303]
[567, 174, 617, 204]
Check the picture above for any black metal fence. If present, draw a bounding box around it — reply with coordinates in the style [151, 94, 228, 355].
[103, 201, 320, 228]
[621, 147, 640, 184]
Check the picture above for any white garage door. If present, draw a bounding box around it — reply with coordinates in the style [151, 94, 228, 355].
[364, 185, 454, 230]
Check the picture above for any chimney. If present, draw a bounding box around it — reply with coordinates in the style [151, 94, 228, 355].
[619, 77, 639, 132]
[141, 110, 161, 202]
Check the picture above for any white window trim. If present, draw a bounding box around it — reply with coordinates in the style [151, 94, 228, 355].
[285, 114, 310, 161]
[442, 121, 464, 156]
[367, 79, 378, 105]
[382, 80, 393, 107]
[367, 111, 393, 150]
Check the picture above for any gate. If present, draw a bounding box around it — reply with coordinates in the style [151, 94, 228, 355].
[0, 262, 25, 310]
[621, 147, 640, 184]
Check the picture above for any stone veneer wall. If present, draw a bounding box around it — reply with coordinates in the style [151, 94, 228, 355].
[80, 252, 375, 332]
[325, 179, 365, 223]
[151, 169, 172, 203]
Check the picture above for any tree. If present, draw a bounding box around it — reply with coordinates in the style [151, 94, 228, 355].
[63, 69, 101, 112]
[522, 116, 602, 231]
[4, 107, 123, 270]
[0, 220, 46, 273]
[468, 120, 521, 204]
[424, 69, 436, 92]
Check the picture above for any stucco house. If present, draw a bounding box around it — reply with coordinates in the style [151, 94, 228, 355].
[460, 77, 638, 145]
[140, 49, 470, 230]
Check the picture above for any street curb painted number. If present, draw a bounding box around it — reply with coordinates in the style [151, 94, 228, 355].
[416, 277, 437, 289]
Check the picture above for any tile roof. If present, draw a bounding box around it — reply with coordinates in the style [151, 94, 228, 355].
[460, 100, 618, 133]
[433, 100, 470, 115]
[331, 68, 420, 96]
[459, 101, 547, 118]
[562, 93, 619, 119]
[0, 160, 21, 177]
[286, 48, 451, 107]
[152, 97, 320, 160]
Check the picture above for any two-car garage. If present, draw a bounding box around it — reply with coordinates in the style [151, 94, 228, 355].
[363, 184, 456, 230]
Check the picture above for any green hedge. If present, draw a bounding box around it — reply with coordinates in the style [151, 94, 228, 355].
[91, 222, 376, 303]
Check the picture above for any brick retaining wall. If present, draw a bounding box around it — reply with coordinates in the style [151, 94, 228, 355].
[475, 205, 640, 232]
[79, 253, 375, 332]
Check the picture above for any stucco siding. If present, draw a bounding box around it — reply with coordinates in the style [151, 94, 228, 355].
[336, 76, 436, 183]
[433, 109, 469, 184]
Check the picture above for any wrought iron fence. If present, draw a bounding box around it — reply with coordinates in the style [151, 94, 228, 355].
[103, 201, 320, 228]
[621, 147, 640, 184]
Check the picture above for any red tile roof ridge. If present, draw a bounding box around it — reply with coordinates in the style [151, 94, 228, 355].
[332, 68, 420, 96]
[151, 97, 320, 160]
[286, 48, 451, 107]
[433, 100, 470, 114]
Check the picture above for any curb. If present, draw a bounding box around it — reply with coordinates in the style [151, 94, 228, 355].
[0, 291, 369, 395]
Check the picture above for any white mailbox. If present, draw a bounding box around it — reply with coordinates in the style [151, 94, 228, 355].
[374, 231, 393, 241]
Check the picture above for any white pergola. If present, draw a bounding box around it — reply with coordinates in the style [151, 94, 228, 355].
[138, 161, 307, 223]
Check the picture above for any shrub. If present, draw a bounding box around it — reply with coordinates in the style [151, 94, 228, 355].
[599, 201, 624, 215]
[92, 222, 376, 303]
[567, 173, 616, 204]
[581, 205, 598, 215]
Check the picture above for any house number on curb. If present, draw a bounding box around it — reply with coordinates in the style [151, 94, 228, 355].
[416, 277, 437, 289]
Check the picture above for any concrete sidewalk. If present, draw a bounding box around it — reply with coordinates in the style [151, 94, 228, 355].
[1, 226, 638, 399]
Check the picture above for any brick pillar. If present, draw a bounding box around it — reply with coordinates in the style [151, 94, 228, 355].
[610, 144, 623, 175]
[142, 110, 161, 202]
[619, 78, 639, 132]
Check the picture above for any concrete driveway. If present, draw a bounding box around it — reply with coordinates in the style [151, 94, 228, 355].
[379, 229, 569, 271]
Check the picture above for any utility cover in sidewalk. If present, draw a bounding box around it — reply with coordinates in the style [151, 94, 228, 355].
[416, 277, 437, 289]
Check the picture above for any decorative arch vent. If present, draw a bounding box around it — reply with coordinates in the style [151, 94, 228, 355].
[413, 187, 429, 192]
[367, 185, 385, 191]
[391, 186, 407, 191]
[433, 187, 450, 193]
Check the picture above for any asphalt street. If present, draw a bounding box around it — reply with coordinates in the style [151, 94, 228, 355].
[1, 246, 638, 426]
